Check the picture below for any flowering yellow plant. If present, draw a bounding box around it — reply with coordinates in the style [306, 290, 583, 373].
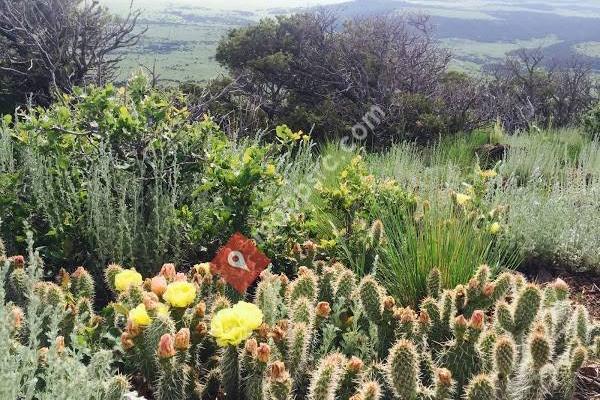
[489, 222, 501, 235]
[163, 281, 197, 308]
[454, 193, 472, 206]
[210, 301, 263, 347]
[129, 304, 151, 326]
[479, 169, 498, 179]
[114, 269, 143, 292]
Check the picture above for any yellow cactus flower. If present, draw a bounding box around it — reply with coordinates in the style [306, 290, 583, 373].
[210, 301, 263, 347]
[155, 303, 170, 317]
[480, 169, 498, 179]
[129, 304, 151, 326]
[489, 222, 501, 235]
[114, 269, 143, 292]
[163, 281, 197, 308]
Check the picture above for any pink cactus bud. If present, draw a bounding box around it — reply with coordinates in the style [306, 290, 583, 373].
[316, 301, 331, 318]
[159, 263, 176, 281]
[174, 328, 190, 351]
[151, 276, 168, 296]
[257, 343, 271, 363]
[157, 334, 176, 358]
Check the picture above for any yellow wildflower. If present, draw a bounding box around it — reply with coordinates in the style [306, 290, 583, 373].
[265, 164, 276, 176]
[163, 281, 197, 308]
[129, 304, 151, 326]
[454, 193, 472, 206]
[114, 269, 143, 292]
[489, 222, 501, 235]
[480, 169, 498, 179]
[210, 301, 263, 347]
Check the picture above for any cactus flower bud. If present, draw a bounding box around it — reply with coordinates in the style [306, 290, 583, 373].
[292, 243, 302, 256]
[55, 336, 65, 354]
[11, 255, 25, 268]
[245, 338, 258, 357]
[160, 263, 176, 281]
[418, 310, 431, 326]
[552, 278, 569, 300]
[298, 266, 309, 276]
[157, 334, 176, 359]
[10, 306, 23, 330]
[347, 356, 364, 373]
[143, 292, 159, 311]
[316, 301, 331, 318]
[195, 322, 207, 335]
[455, 314, 467, 327]
[126, 318, 141, 338]
[482, 282, 495, 297]
[257, 343, 271, 363]
[72, 266, 86, 278]
[279, 274, 289, 286]
[151, 276, 168, 296]
[303, 240, 317, 257]
[269, 361, 289, 382]
[383, 296, 396, 311]
[121, 332, 134, 350]
[436, 368, 452, 387]
[195, 301, 206, 318]
[468, 278, 479, 290]
[257, 323, 270, 340]
[174, 272, 187, 282]
[174, 328, 190, 351]
[195, 262, 212, 276]
[470, 310, 485, 330]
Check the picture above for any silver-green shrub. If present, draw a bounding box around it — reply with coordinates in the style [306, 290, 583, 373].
[0, 233, 126, 400]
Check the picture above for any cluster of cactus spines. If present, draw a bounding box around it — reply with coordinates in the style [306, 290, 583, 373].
[307, 353, 344, 400]
[104, 263, 123, 293]
[386, 339, 419, 400]
[493, 335, 515, 397]
[264, 361, 292, 400]
[353, 380, 382, 400]
[154, 330, 192, 400]
[465, 374, 495, 400]
[426, 268, 441, 299]
[6, 256, 28, 307]
[70, 266, 95, 300]
[287, 266, 318, 307]
[494, 283, 542, 343]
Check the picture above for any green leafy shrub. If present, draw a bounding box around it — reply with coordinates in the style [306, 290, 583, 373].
[0, 74, 208, 276]
[583, 101, 600, 137]
[309, 153, 416, 274]
[0, 76, 304, 279]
